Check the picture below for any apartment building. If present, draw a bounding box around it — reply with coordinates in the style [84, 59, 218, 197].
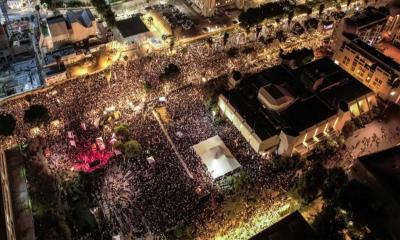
[332, 7, 388, 49]
[333, 33, 399, 100]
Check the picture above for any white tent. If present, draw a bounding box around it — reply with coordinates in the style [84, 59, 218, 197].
[193, 135, 241, 179]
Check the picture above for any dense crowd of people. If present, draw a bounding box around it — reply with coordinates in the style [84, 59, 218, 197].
[0, 27, 328, 238]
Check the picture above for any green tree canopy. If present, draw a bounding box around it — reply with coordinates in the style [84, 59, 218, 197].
[114, 124, 130, 140]
[123, 140, 141, 158]
[0, 113, 16, 136]
[24, 105, 50, 125]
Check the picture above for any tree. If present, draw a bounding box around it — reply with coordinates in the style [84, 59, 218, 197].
[24, 105, 50, 125]
[169, 37, 175, 52]
[275, 30, 287, 42]
[255, 25, 262, 39]
[143, 81, 151, 93]
[287, 10, 294, 27]
[160, 63, 180, 80]
[147, 16, 153, 25]
[304, 18, 319, 31]
[223, 32, 229, 46]
[313, 205, 346, 240]
[232, 70, 242, 81]
[114, 124, 130, 140]
[238, 2, 288, 28]
[347, 0, 352, 8]
[123, 140, 141, 158]
[226, 47, 239, 58]
[294, 162, 326, 203]
[90, 0, 115, 27]
[0, 113, 16, 136]
[319, 4, 325, 17]
[35, 4, 41, 19]
[113, 141, 124, 152]
[123, 55, 129, 81]
[206, 37, 213, 51]
[321, 167, 348, 204]
[306, 6, 313, 17]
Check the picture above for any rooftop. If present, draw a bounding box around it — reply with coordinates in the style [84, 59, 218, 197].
[46, 15, 66, 25]
[45, 45, 76, 65]
[116, 17, 149, 38]
[222, 58, 371, 139]
[249, 211, 316, 240]
[43, 63, 66, 76]
[351, 38, 400, 73]
[359, 145, 400, 203]
[66, 9, 95, 28]
[346, 7, 388, 28]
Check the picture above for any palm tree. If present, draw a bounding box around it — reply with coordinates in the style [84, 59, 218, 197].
[245, 27, 251, 42]
[318, 4, 325, 18]
[306, 7, 313, 18]
[206, 37, 213, 55]
[123, 55, 129, 81]
[287, 10, 294, 28]
[35, 4, 41, 19]
[347, 0, 352, 11]
[223, 32, 229, 48]
[147, 16, 153, 26]
[169, 36, 175, 53]
[255, 25, 262, 40]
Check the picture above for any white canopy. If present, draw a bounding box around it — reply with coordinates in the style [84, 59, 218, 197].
[193, 135, 241, 179]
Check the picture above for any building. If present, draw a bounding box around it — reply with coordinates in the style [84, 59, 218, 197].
[44, 45, 85, 66]
[219, 58, 376, 155]
[332, 7, 388, 48]
[333, 33, 400, 101]
[0, 23, 11, 64]
[65, 9, 97, 43]
[115, 16, 151, 44]
[191, 0, 245, 17]
[0, 151, 16, 240]
[8, 58, 41, 96]
[250, 211, 316, 240]
[352, 146, 400, 238]
[42, 63, 67, 85]
[40, 9, 97, 52]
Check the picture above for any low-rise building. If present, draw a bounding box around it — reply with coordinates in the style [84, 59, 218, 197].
[115, 16, 151, 45]
[40, 9, 97, 52]
[44, 45, 85, 66]
[333, 33, 399, 100]
[43, 63, 67, 85]
[219, 58, 376, 156]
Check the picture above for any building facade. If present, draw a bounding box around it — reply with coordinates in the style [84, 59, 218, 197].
[191, 0, 244, 17]
[333, 34, 399, 100]
[332, 7, 388, 49]
[0, 151, 17, 240]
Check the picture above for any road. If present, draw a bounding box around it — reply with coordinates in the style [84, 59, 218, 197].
[152, 110, 194, 179]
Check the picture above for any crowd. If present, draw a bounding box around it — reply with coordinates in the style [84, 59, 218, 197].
[0, 27, 329, 238]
